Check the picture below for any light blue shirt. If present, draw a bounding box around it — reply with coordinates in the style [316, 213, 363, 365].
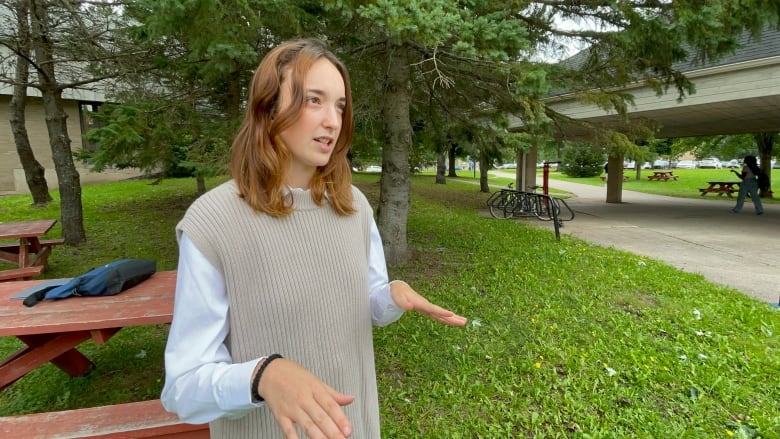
[161, 220, 404, 424]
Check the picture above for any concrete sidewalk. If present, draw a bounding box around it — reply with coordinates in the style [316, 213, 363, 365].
[526, 179, 779, 305]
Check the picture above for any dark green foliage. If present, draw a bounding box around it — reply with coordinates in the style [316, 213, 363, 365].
[78, 102, 230, 179]
[560, 143, 605, 177]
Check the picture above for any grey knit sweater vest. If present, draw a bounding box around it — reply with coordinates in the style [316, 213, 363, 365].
[177, 180, 380, 438]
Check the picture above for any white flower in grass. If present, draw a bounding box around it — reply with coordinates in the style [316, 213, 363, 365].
[693, 309, 701, 320]
[559, 249, 567, 255]
[679, 354, 687, 361]
[471, 320, 482, 327]
[605, 367, 617, 377]
[698, 353, 708, 360]
[135, 350, 147, 359]
[637, 260, 646, 266]
[453, 345, 462, 351]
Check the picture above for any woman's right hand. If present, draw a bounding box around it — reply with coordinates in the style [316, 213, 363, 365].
[258, 358, 354, 439]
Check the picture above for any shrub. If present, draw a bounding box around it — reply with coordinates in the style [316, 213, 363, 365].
[560, 144, 605, 177]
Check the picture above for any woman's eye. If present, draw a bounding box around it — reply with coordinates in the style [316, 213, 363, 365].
[306, 96, 320, 104]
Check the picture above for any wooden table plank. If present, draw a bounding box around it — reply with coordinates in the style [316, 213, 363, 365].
[0, 220, 56, 240]
[0, 332, 95, 389]
[0, 271, 177, 337]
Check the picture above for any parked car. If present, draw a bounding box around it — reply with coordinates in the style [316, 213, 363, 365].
[772, 159, 779, 169]
[653, 159, 670, 169]
[641, 162, 652, 169]
[724, 159, 741, 169]
[364, 165, 382, 172]
[624, 161, 636, 169]
[498, 163, 517, 169]
[536, 162, 559, 169]
[697, 157, 722, 169]
[675, 160, 697, 169]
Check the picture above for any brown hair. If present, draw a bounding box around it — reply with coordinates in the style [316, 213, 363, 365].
[230, 38, 355, 216]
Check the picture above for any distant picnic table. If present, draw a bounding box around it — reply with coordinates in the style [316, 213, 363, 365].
[0, 219, 63, 282]
[699, 181, 741, 197]
[647, 170, 678, 181]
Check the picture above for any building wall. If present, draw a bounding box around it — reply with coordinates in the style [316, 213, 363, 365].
[0, 95, 141, 196]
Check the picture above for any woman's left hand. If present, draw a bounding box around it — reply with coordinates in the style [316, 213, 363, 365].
[390, 281, 467, 326]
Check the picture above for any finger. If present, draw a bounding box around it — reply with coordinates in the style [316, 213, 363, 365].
[276, 416, 301, 439]
[327, 389, 355, 406]
[439, 314, 468, 326]
[301, 392, 352, 439]
[415, 301, 453, 318]
[324, 386, 355, 436]
[429, 311, 467, 325]
[418, 305, 468, 326]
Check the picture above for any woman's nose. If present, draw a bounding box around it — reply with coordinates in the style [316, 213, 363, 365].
[323, 106, 341, 129]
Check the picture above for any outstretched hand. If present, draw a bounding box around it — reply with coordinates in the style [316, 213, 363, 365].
[390, 281, 468, 326]
[258, 358, 354, 439]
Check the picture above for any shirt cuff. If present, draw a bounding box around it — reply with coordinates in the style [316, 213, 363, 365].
[216, 358, 266, 410]
[373, 282, 404, 327]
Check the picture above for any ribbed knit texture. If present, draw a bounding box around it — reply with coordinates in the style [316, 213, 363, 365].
[177, 180, 380, 438]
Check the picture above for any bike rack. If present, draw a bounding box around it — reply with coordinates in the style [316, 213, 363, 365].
[486, 189, 575, 240]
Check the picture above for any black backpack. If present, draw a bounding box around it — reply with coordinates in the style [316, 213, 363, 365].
[23, 259, 156, 307]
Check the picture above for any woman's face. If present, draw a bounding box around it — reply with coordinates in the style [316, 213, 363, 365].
[278, 58, 346, 188]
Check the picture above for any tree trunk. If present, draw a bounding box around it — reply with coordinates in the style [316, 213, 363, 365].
[9, 0, 52, 206]
[30, 0, 86, 244]
[435, 151, 446, 184]
[479, 152, 489, 193]
[196, 175, 206, 195]
[606, 155, 624, 203]
[523, 145, 538, 192]
[447, 144, 457, 177]
[377, 45, 412, 264]
[754, 132, 774, 197]
[225, 70, 243, 119]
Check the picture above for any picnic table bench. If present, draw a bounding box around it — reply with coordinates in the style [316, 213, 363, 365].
[647, 170, 678, 181]
[699, 181, 741, 197]
[0, 266, 45, 282]
[0, 399, 209, 438]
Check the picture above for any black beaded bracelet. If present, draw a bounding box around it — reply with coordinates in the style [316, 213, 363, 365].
[251, 354, 283, 402]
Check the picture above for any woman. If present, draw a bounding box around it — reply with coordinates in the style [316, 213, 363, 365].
[730, 155, 764, 215]
[160, 39, 467, 439]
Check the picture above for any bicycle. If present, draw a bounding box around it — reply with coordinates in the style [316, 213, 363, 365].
[486, 185, 575, 240]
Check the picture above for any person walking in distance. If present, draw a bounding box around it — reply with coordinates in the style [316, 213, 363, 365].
[731, 155, 764, 215]
[160, 38, 467, 439]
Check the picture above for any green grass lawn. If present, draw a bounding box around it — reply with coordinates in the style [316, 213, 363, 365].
[436, 166, 778, 204]
[1, 175, 778, 438]
[547, 168, 779, 204]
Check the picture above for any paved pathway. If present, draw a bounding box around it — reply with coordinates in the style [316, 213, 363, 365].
[498, 175, 779, 305]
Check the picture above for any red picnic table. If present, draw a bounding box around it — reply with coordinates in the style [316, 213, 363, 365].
[699, 181, 741, 197]
[0, 271, 177, 391]
[0, 219, 63, 281]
